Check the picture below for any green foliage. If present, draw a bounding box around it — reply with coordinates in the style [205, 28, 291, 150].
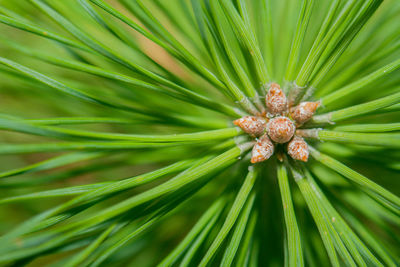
[0, 0, 399, 266]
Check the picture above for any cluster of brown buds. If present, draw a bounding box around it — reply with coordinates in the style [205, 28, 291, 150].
[233, 83, 319, 164]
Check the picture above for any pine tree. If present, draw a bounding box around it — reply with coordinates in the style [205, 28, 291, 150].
[0, 0, 399, 266]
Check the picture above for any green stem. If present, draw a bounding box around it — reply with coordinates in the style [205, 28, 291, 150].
[199, 168, 258, 266]
[333, 123, 400, 133]
[298, 129, 400, 148]
[220, 0, 269, 84]
[285, 0, 314, 82]
[321, 58, 400, 106]
[0, 117, 240, 142]
[277, 163, 304, 267]
[294, 176, 340, 266]
[309, 146, 400, 212]
[314, 91, 400, 123]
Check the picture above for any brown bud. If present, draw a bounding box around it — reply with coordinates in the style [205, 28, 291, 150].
[266, 83, 287, 115]
[267, 116, 295, 143]
[251, 134, 274, 163]
[290, 101, 319, 124]
[287, 136, 309, 162]
[233, 116, 267, 136]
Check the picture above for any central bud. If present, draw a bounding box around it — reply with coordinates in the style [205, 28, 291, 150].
[233, 83, 319, 163]
[267, 116, 295, 143]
